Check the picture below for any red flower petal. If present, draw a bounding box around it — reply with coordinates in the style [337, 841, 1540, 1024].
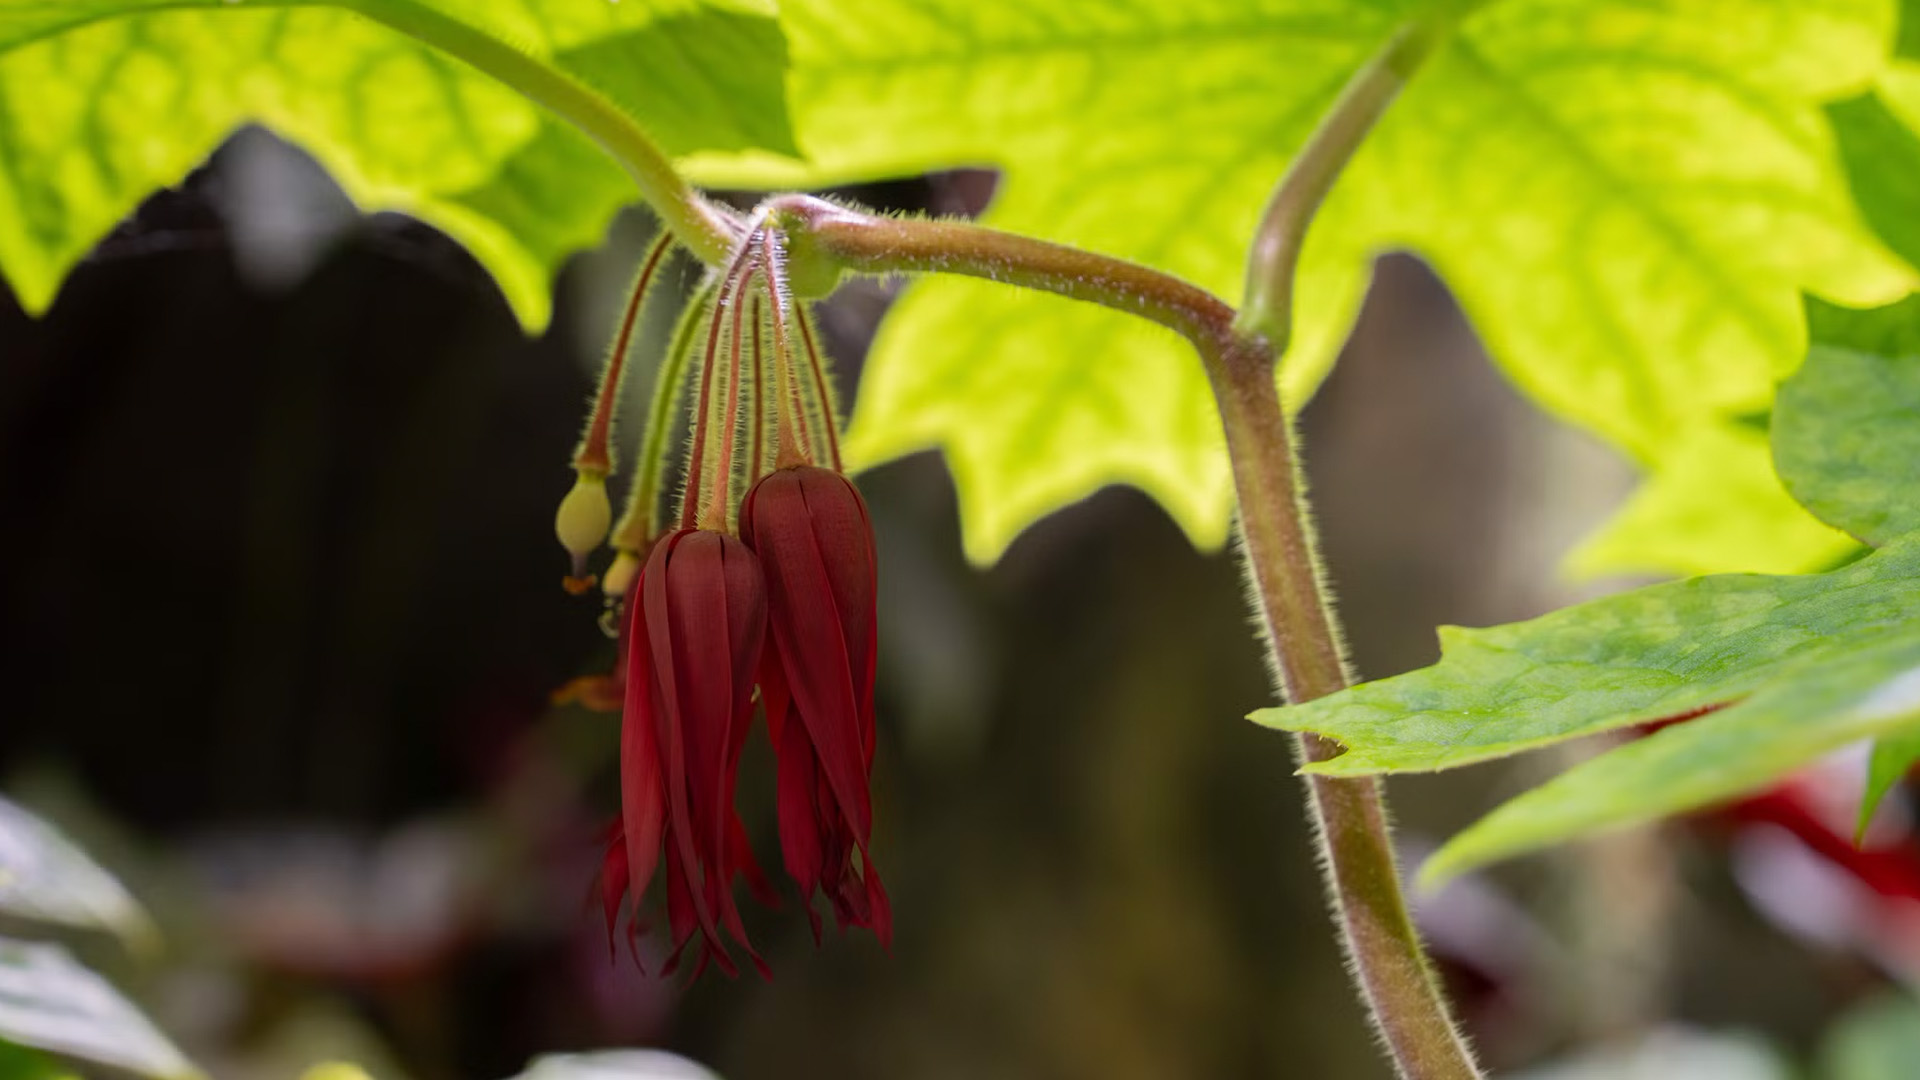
[743, 467, 890, 943]
[611, 529, 771, 977]
[600, 827, 630, 959]
[743, 470, 873, 841]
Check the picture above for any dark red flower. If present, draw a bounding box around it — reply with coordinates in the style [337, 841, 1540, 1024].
[604, 528, 772, 976]
[741, 466, 890, 945]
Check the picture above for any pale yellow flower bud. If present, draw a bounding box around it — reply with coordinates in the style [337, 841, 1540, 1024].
[602, 547, 642, 598]
[555, 470, 611, 591]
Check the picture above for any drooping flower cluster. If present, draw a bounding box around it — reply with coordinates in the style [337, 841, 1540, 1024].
[552, 217, 887, 976]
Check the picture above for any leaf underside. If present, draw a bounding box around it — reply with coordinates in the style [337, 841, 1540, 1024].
[1258, 294, 1920, 884]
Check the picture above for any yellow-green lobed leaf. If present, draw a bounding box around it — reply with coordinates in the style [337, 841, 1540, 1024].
[0, 0, 796, 328]
[705, 0, 1909, 561]
[1564, 418, 1861, 578]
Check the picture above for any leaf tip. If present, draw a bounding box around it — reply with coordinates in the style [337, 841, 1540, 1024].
[1412, 859, 1455, 896]
[1415, 838, 1481, 894]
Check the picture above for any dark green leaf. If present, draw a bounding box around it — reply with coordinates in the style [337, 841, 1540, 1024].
[1831, 92, 1920, 271]
[1779, 297, 1920, 545]
[1861, 725, 1920, 838]
[1255, 540, 1920, 775]
[0, 1041, 76, 1080]
[1258, 292, 1920, 881]
[1420, 630, 1920, 885]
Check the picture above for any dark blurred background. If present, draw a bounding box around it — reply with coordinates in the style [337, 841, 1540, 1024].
[0, 129, 1903, 1080]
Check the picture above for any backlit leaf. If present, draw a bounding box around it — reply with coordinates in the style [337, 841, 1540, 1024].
[0, 0, 794, 328]
[707, 0, 1908, 560]
[1564, 419, 1859, 579]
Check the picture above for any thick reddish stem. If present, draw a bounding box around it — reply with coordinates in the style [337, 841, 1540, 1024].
[577, 232, 674, 473]
[681, 262, 741, 529]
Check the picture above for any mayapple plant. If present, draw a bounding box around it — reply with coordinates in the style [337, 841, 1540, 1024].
[6, 0, 1920, 1077]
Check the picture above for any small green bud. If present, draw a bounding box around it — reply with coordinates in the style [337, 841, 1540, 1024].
[555, 469, 612, 591]
[602, 547, 641, 599]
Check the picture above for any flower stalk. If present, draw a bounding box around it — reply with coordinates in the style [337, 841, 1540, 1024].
[756, 236, 819, 471]
[702, 264, 759, 530]
[575, 233, 677, 477]
[556, 232, 676, 593]
[747, 297, 769, 482]
[681, 249, 751, 531]
[793, 306, 844, 472]
[607, 276, 717, 596]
